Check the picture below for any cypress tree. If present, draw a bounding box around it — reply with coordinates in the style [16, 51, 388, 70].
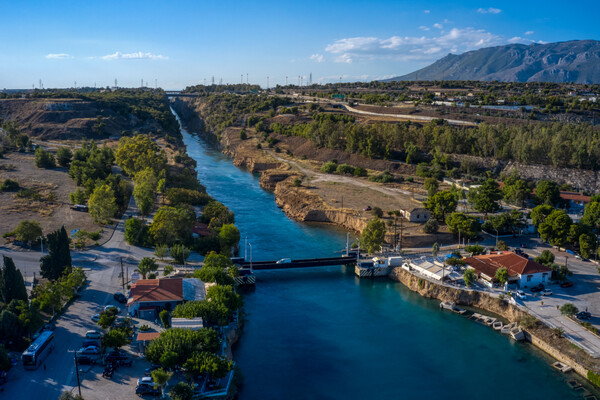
[40, 226, 72, 280]
[0, 256, 27, 303]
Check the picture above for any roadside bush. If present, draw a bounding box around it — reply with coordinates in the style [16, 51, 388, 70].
[159, 310, 170, 328]
[194, 236, 221, 256]
[371, 207, 383, 218]
[422, 218, 439, 234]
[0, 179, 19, 191]
[369, 171, 395, 183]
[353, 166, 367, 177]
[69, 189, 87, 204]
[56, 147, 73, 168]
[320, 161, 337, 173]
[166, 188, 211, 206]
[34, 147, 55, 169]
[335, 164, 355, 175]
[293, 178, 302, 187]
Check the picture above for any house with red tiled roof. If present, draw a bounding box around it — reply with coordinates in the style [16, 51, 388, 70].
[464, 251, 551, 288]
[127, 278, 206, 320]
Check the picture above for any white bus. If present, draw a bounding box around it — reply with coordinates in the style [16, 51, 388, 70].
[22, 331, 55, 370]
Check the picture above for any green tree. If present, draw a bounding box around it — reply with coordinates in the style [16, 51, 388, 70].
[432, 242, 439, 257]
[1, 256, 28, 304]
[463, 269, 476, 287]
[579, 233, 598, 259]
[58, 392, 85, 400]
[150, 206, 195, 245]
[97, 311, 116, 329]
[124, 218, 151, 246]
[361, 217, 386, 254]
[559, 303, 579, 316]
[34, 147, 55, 168]
[497, 240, 508, 251]
[115, 135, 167, 176]
[424, 178, 439, 198]
[103, 328, 130, 349]
[531, 205, 554, 227]
[69, 189, 87, 205]
[535, 250, 555, 266]
[151, 368, 173, 398]
[159, 309, 170, 328]
[536, 180, 560, 206]
[133, 168, 158, 216]
[170, 244, 191, 265]
[425, 191, 458, 220]
[495, 267, 508, 285]
[582, 201, 600, 232]
[202, 201, 234, 228]
[0, 345, 11, 373]
[136, 257, 158, 279]
[0, 309, 21, 342]
[445, 212, 482, 240]
[219, 224, 240, 256]
[502, 178, 530, 207]
[13, 220, 43, 245]
[159, 350, 179, 370]
[56, 147, 73, 168]
[464, 245, 485, 256]
[88, 184, 117, 224]
[145, 328, 220, 365]
[206, 285, 243, 311]
[40, 226, 71, 281]
[154, 243, 168, 260]
[538, 210, 572, 248]
[183, 352, 233, 380]
[169, 382, 194, 400]
[423, 218, 439, 234]
[467, 178, 502, 216]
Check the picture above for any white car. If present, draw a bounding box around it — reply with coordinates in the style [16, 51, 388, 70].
[276, 258, 292, 264]
[137, 376, 154, 386]
[77, 345, 100, 355]
[541, 289, 553, 296]
[516, 290, 526, 299]
[104, 305, 120, 313]
[85, 330, 103, 339]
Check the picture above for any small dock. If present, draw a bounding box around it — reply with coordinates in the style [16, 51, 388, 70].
[439, 301, 466, 315]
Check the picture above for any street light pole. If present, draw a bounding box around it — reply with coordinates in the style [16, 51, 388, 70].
[249, 243, 253, 272]
[74, 353, 82, 398]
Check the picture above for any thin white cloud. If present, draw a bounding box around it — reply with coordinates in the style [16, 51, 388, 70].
[101, 51, 168, 60]
[424, 9, 430, 13]
[310, 53, 324, 63]
[325, 27, 508, 63]
[525, 31, 534, 35]
[46, 53, 71, 59]
[478, 7, 502, 14]
[419, 26, 430, 31]
[433, 23, 443, 29]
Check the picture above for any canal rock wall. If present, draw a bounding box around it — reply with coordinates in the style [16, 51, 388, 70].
[389, 267, 600, 385]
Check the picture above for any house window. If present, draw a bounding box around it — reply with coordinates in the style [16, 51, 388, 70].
[527, 275, 532, 282]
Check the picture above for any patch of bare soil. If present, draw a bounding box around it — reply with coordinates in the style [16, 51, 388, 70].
[0, 152, 104, 241]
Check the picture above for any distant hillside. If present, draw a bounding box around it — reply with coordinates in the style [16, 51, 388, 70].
[387, 40, 600, 84]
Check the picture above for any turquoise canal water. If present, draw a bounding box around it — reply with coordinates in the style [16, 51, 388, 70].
[177, 115, 598, 400]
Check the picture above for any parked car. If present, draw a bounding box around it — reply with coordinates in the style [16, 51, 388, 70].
[113, 292, 127, 304]
[77, 346, 100, 355]
[560, 281, 574, 288]
[515, 290, 526, 299]
[577, 311, 592, 320]
[76, 355, 95, 365]
[530, 284, 545, 293]
[144, 365, 161, 376]
[138, 376, 154, 386]
[91, 314, 100, 322]
[541, 289, 553, 296]
[85, 330, 103, 339]
[104, 305, 120, 313]
[276, 258, 292, 264]
[363, 206, 372, 211]
[136, 383, 161, 396]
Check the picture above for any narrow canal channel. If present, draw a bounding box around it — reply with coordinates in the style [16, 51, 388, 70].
[175, 112, 597, 400]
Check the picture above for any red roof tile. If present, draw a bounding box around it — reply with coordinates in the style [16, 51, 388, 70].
[465, 252, 551, 277]
[136, 332, 161, 342]
[129, 278, 183, 304]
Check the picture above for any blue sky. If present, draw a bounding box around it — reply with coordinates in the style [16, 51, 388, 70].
[1, 0, 599, 90]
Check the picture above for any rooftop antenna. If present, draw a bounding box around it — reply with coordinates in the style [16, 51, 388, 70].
[241, 74, 243, 84]
[286, 76, 288, 86]
[115, 78, 118, 87]
[267, 76, 269, 89]
[212, 76, 214, 85]
[309, 72, 312, 85]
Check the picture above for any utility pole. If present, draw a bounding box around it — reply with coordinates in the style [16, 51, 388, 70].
[249, 243, 253, 272]
[120, 257, 125, 293]
[74, 353, 82, 397]
[244, 237, 248, 260]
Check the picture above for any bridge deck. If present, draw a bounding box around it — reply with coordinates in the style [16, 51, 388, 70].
[239, 256, 355, 270]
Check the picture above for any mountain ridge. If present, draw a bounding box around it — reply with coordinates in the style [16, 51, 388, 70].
[385, 40, 600, 84]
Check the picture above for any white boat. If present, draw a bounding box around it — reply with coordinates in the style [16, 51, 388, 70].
[492, 321, 503, 330]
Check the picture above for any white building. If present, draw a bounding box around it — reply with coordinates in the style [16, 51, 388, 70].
[465, 251, 551, 288]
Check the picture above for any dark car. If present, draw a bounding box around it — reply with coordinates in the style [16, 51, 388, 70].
[560, 281, 574, 288]
[105, 352, 131, 365]
[113, 292, 127, 303]
[144, 364, 161, 376]
[136, 384, 161, 396]
[577, 311, 592, 320]
[76, 356, 95, 365]
[530, 284, 545, 292]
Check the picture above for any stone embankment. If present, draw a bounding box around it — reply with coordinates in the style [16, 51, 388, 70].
[171, 98, 369, 234]
[389, 267, 600, 385]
